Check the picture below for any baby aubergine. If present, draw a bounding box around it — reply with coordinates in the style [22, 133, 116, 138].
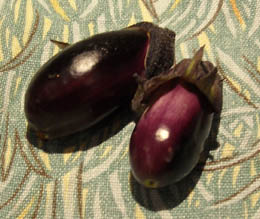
[25, 22, 175, 139]
[130, 48, 222, 188]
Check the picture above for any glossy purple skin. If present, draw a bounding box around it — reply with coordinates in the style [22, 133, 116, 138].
[130, 81, 213, 188]
[25, 28, 149, 139]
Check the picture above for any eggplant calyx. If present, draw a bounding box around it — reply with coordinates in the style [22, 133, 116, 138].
[131, 46, 223, 116]
[179, 47, 223, 113]
[130, 22, 176, 78]
[50, 39, 70, 49]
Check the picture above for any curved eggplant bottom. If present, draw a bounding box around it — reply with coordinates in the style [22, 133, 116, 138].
[130, 81, 214, 188]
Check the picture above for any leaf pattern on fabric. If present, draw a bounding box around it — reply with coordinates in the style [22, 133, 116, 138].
[0, 0, 259, 218]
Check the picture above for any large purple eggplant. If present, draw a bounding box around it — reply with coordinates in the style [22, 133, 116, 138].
[130, 48, 222, 188]
[25, 22, 175, 139]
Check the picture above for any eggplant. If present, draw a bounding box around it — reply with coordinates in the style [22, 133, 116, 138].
[130, 48, 222, 188]
[25, 22, 175, 139]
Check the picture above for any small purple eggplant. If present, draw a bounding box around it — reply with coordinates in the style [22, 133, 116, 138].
[130, 47, 222, 188]
[25, 22, 175, 139]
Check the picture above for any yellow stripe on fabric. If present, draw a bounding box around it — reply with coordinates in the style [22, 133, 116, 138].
[244, 202, 248, 219]
[221, 143, 235, 159]
[17, 196, 35, 218]
[232, 166, 240, 187]
[180, 42, 189, 58]
[14, 76, 22, 96]
[43, 16, 52, 39]
[63, 25, 69, 42]
[68, 0, 77, 10]
[120, 145, 129, 160]
[63, 146, 75, 163]
[187, 190, 195, 206]
[218, 169, 227, 187]
[206, 173, 214, 185]
[12, 36, 21, 58]
[14, 0, 22, 23]
[230, 0, 246, 30]
[39, 151, 52, 170]
[6, 28, 10, 44]
[257, 57, 260, 72]
[128, 14, 137, 26]
[100, 146, 112, 158]
[82, 188, 88, 218]
[234, 123, 243, 137]
[170, 0, 182, 11]
[250, 160, 256, 177]
[135, 204, 146, 219]
[23, 0, 34, 45]
[53, 43, 60, 56]
[256, 114, 260, 139]
[138, 0, 153, 22]
[226, 75, 241, 92]
[88, 22, 94, 36]
[197, 32, 214, 61]
[3, 137, 13, 170]
[62, 169, 77, 218]
[251, 192, 260, 208]
[209, 24, 216, 33]
[195, 200, 200, 207]
[50, 0, 70, 21]
[72, 144, 85, 162]
[243, 89, 251, 101]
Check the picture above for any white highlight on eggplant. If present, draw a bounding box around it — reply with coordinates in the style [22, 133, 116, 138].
[70, 51, 101, 77]
[155, 126, 170, 142]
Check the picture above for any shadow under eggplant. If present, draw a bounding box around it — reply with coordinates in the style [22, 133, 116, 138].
[130, 111, 221, 211]
[26, 105, 134, 153]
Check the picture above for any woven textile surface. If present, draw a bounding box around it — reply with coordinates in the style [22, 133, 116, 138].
[0, 0, 260, 218]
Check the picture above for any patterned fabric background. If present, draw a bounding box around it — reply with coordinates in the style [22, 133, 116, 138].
[0, 0, 260, 218]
